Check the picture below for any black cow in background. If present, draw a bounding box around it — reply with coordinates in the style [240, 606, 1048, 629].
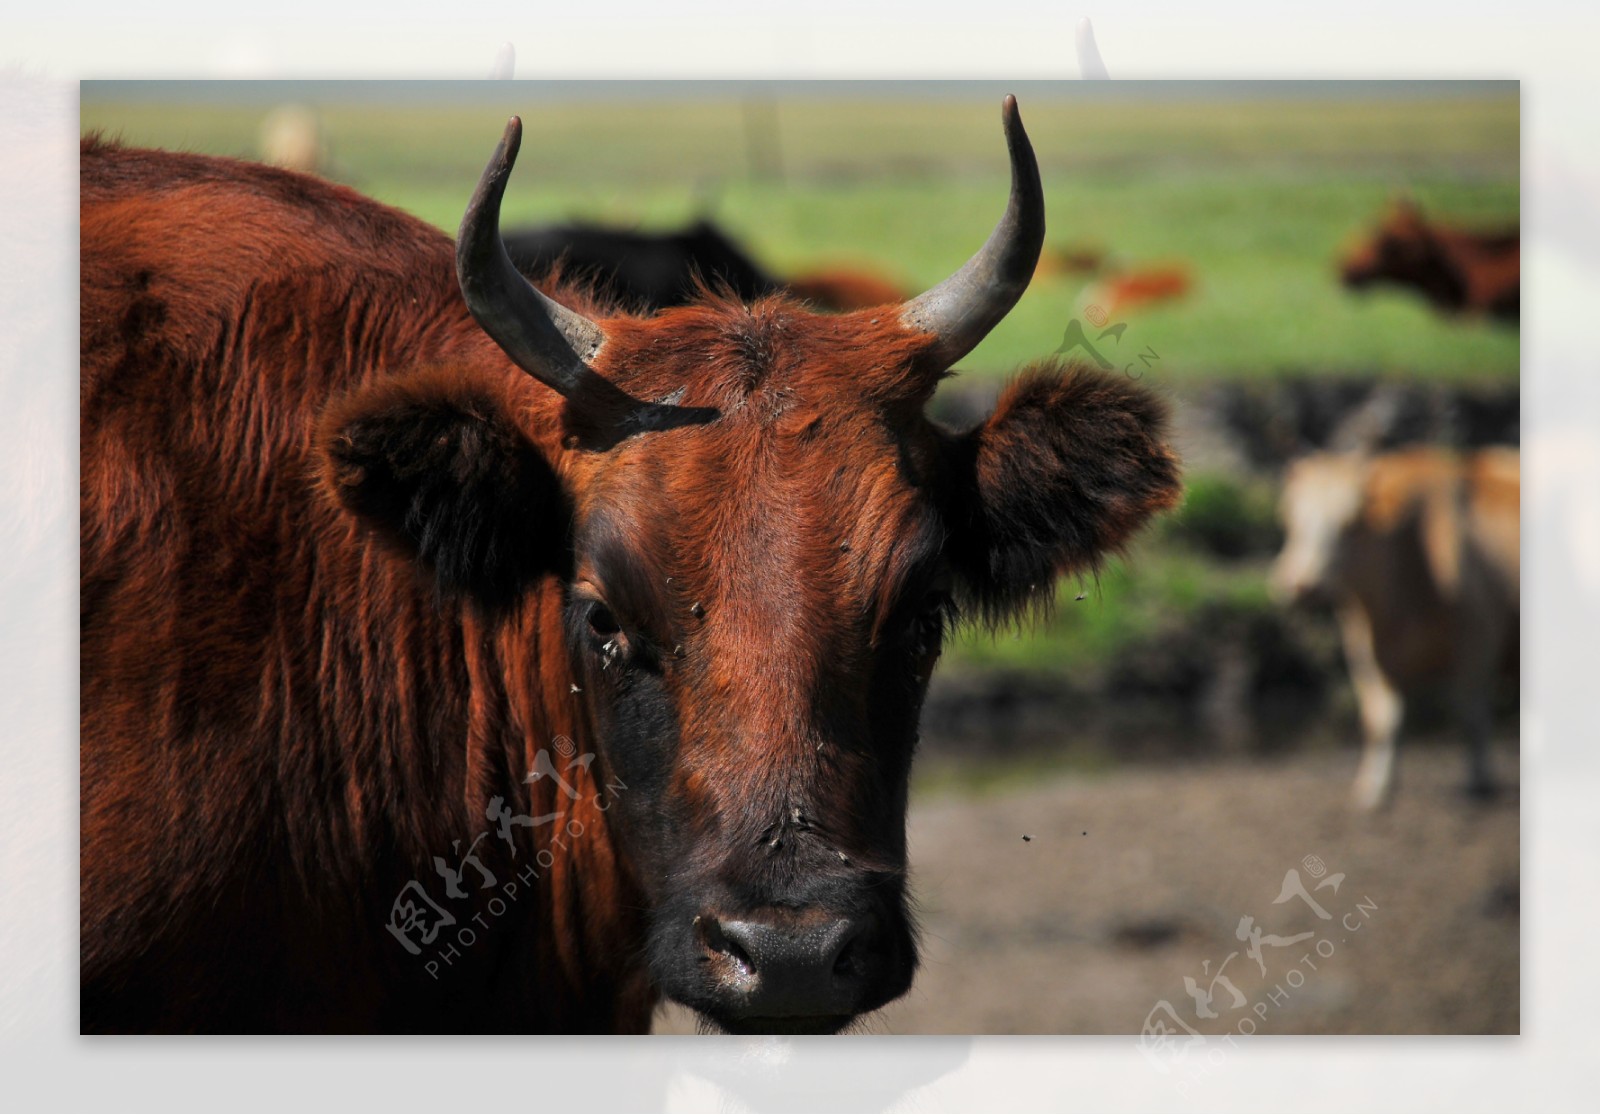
[502, 219, 908, 313]
[502, 219, 779, 310]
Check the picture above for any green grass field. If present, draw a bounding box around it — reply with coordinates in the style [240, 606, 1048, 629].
[82, 87, 1519, 382]
[81, 85, 1519, 683]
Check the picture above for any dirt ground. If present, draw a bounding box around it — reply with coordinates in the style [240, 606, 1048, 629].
[653, 741, 1519, 1035]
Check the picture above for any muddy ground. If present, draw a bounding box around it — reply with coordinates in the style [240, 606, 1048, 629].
[653, 739, 1519, 1035]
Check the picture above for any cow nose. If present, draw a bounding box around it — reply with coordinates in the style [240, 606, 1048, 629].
[1271, 566, 1326, 609]
[695, 911, 874, 1024]
[1268, 561, 1314, 607]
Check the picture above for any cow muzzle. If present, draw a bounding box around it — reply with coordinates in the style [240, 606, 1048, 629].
[1270, 565, 1334, 609]
[679, 905, 912, 1034]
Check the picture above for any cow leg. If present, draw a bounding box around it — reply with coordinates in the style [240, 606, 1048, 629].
[1453, 609, 1503, 800]
[1338, 606, 1403, 811]
[1457, 684, 1496, 799]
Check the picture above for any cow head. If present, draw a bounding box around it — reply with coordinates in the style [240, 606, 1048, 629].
[1270, 453, 1371, 607]
[1340, 199, 1456, 297]
[321, 99, 1180, 1033]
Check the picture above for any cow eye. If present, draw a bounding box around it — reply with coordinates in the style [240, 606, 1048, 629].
[587, 602, 622, 638]
[581, 600, 635, 669]
[911, 590, 956, 656]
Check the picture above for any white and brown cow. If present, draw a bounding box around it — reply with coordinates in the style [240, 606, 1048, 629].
[1271, 448, 1519, 809]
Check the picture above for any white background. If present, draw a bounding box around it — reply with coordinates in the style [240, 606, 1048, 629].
[3, 2, 1595, 1111]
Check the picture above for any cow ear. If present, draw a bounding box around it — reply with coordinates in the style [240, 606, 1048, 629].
[318, 368, 568, 609]
[940, 363, 1181, 620]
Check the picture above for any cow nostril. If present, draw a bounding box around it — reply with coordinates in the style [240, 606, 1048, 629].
[829, 915, 874, 978]
[833, 932, 862, 978]
[694, 914, 753, 974]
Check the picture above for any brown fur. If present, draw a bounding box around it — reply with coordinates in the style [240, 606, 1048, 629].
[82, 137, 645, 1032]
[80, 133, 1181, 1032]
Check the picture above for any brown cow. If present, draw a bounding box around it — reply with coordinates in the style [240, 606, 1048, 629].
[785, 267, 907, 312]
[1270, 448, 1519, 809]
[80, 98, 1181, 1034]
[1340, 200, 1520, 323]
[1091, 264, 1192, 319]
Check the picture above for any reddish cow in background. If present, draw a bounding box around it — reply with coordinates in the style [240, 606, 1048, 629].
[1091, 264, 1193, 319]
[1271, 448, 1519, 809]
[784, 267, 907, 311]
[80, 98, 1181, 1033]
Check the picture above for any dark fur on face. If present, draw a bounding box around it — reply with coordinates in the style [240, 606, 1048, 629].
[320, 367, 573, 611]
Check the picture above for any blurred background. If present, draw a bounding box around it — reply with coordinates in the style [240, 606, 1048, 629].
[81, 80, 1519, 1036]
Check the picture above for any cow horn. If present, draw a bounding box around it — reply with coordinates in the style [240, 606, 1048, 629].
[899, 95, 1045, 371]
[457, 116, 605, 398]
